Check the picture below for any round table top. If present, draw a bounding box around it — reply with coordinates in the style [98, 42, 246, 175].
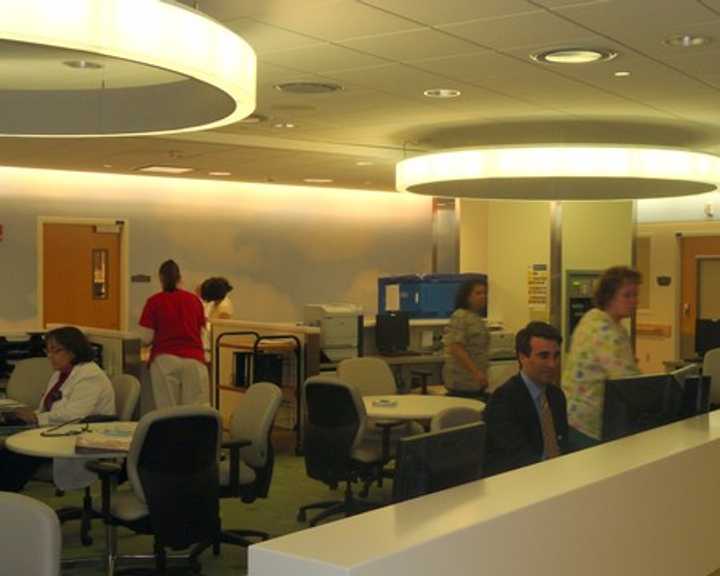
[6, 422, 136, 459]
[363, 394, 484, 420]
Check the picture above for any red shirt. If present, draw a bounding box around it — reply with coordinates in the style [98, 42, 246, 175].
[140, 289, 205, 363]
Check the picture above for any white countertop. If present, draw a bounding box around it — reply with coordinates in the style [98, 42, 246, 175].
[250, 412, 720, 576]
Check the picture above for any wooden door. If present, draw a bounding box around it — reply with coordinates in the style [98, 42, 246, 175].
[680, 236, 720, 358]
[43, 223, 122, 330]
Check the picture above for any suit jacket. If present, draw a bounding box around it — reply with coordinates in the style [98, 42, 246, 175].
[483, 374, 569, 477]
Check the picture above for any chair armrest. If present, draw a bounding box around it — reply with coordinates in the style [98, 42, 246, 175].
[221, 438, 252, 450]
[410, 369, 433, 395]
[222, 438, 252, 496]
[85, 460, 123, 477]
[374, 419, 405, 429]
[373, 420, 404, 463]
[85, 460, 124, 520]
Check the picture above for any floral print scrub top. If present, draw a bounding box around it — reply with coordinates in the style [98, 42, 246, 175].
[564, 308, 640, 440]
[442, 308, 490, 393]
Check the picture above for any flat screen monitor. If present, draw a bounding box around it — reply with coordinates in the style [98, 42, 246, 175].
[375, 311, 410, 355]
[695, 318, 720, 357]
[602, 374, 683, 442]
[670, 364, 710, 418]
[393, 422, 486, 503]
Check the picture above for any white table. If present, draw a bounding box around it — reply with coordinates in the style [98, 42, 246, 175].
[6, 422, 137, 459]
[364, 395, 484, 421]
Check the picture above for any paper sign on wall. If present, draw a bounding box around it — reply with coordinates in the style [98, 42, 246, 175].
[528, 264, 549, 309]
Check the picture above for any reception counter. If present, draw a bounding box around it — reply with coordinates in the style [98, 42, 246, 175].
[250, 411, 720, 576]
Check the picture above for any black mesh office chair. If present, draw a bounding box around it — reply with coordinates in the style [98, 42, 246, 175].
[297, 376, 401, 526]
[89, 406, 222, 575]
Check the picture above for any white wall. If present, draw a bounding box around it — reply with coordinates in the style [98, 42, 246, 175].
[0, 166, 433, 331]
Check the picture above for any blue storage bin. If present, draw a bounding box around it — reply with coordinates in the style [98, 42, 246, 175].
[378, 273, 487, 319]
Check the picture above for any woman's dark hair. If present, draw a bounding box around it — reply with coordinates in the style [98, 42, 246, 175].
[453, 277, 488, 311]
[45, 326, 95, 364]
[594, 266, 642, 309]
[516, 322, 562, 358]
[159, 259, 181, 292]
[200, 277, 233, 303]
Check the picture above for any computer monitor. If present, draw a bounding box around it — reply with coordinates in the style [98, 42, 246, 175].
[601, 374, 683, 442]
[670, 364, 710, 418]
[392, 422, 486, 503]
[375, 311, 410, 355]
[695, 318, 720, 357]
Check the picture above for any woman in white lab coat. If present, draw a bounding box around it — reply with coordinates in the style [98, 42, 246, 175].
[0, 326, 115, 491]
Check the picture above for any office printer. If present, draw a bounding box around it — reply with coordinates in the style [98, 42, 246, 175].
[488, 327, 516, 360]
[303, 304, 363, 363]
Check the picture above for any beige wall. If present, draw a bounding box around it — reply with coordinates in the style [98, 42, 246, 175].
[459, 199, 550, 333]
[458, 199, 488, 274]
[635, 220, 720, 372]
[561, 201, 634, 343]
[0, 166, 433, 331]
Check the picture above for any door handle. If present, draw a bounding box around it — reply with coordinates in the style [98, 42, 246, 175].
[683, 303, 690, 317]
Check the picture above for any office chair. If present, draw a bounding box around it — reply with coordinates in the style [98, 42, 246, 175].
[54, 373, 141, 546]
[703, 348, 720, 408]
[297, 376, 402, 526]
[0, 492, 61, 576]
[89, 406, 222, 575]
[6, 357, 53, 407]
[430, 406, 484, 432]
[215, 382, 282, 551]
[338, 357, 424, 441]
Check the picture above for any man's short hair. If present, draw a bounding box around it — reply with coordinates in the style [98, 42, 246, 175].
[515, 322, 562, 358]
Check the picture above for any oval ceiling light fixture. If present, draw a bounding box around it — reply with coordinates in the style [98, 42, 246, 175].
[396, 146, 720, 200]
[664, 34, 711, 48]
[531, 48, 617, 64]
[423, 88, 462, 98]
[0, 0, 256, 137]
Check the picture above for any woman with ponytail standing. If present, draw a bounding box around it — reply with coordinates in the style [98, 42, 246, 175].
[139, 260, 209, 408]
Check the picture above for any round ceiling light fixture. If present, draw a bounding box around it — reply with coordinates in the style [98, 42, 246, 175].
[664, 34, 711, 48]
[0, 0, 256, 137]
[396, 146, 720, 200]
[423, 88, 462, 98]
[531, 48, 617, 64]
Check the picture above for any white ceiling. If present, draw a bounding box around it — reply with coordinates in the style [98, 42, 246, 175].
[5, 0, 720, 192]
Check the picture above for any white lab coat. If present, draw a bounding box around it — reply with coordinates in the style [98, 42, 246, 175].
[36, 362, 116, 490]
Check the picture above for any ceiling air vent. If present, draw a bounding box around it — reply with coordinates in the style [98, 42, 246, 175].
[274, 82, 343, 94]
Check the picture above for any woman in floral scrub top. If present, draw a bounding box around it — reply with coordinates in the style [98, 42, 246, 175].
[565, 267, 642, 445]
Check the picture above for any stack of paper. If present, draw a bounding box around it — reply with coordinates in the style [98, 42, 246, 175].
[75, 424, 136, 454]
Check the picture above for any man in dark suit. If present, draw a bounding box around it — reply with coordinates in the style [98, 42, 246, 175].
[484, 322, 569, 476]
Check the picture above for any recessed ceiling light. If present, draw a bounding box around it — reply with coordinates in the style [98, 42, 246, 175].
[356, 161, 374, 166]
[614, 71, 631, 77]
[423, 88, 462, 98]
[63, 60, 104, 70]
[275, 82, 343, 94]
[273, 122, 295, 129]
[664, 34, 711, 48]
[531, 48, 618, 64]
[102, 164, 113, 168]
[208, 171, 232, 177]
[303, 178, 334, 184]
[137, 165, 194, 175]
